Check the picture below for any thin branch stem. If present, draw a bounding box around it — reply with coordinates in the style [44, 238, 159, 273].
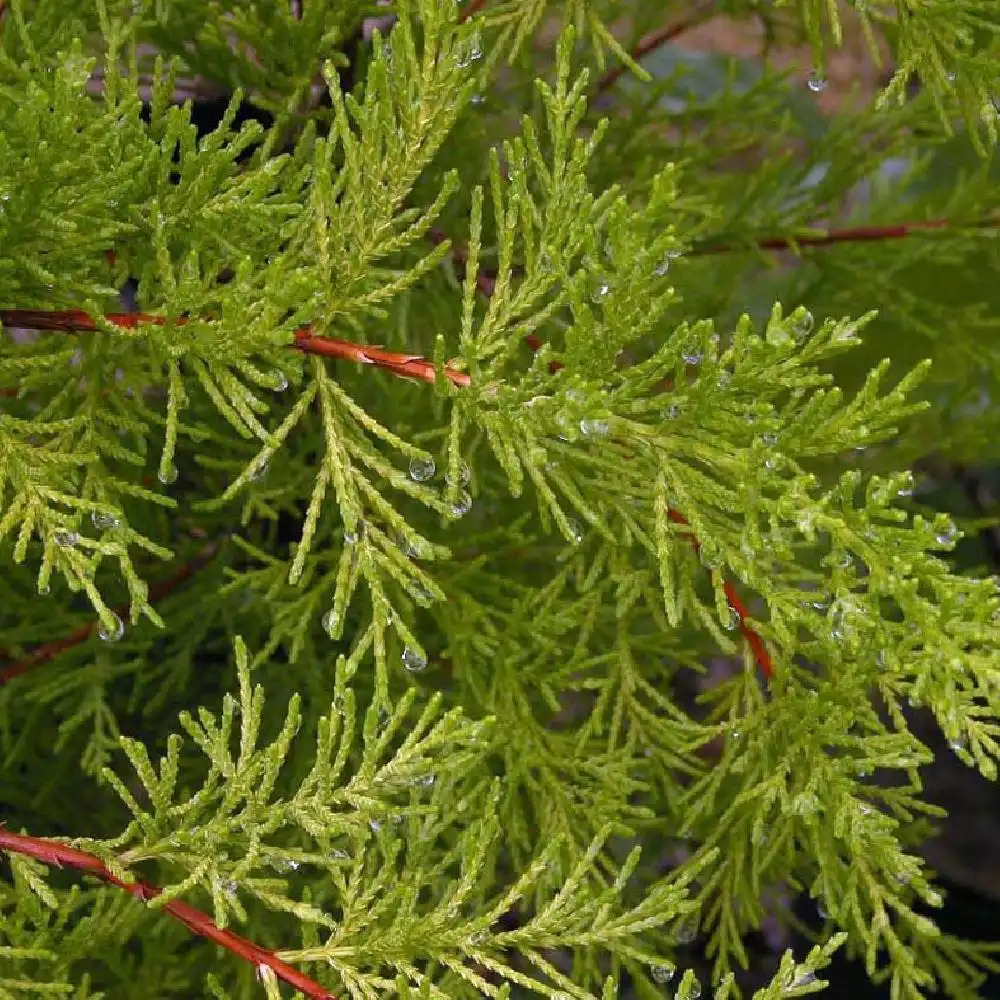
[0, 827, 336, 999]
[458, 0, 487, 22]
[595, 6, 717, 95]
[689, 216, 1000, 254]
[0, 309, 472, 389]
[0, 542, 219, 686]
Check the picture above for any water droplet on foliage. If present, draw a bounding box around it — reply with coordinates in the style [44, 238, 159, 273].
[793, 310, 814, 338]
[686, 979, 702, 999]
[323, 609, 340, 636]
[158, 463, 178, 485]
[457, 30, 483, 67]
[682, 343, 703, 365]
[807, 72, 827, 93]
[418, 772, 436, 787]
[717, 370, 732, 389]
[249, 459, 268, 482]
[274, 857, 299, 873]
[665, 403, 682, 420]
[369, 819, 382, 832]
[567, 518, 584, 543]
[580, 418, 609, 437]
[762, 432, 779, 446]
[409, 456, 436, 482]
[450, 490, 473, 517]
[816, 899, 829, 919]
[936, 520, 957, 545]
[725, 607, 740, 631]
[470, 93, 485, 105]
[98, 612, 125, 642]
[445, 461, 471, 486]
[54, 529, 79, 547]
[676, 920, 697, 944]
[651, 965, 675, 984]
[91, 511, 120, 530]
[470, 929, 489, 945]
[402, 646, 427, 672]
[949, 736, 967, 752]
[791, 971, 816, 988]
[273, 371, 289, 391]
[592, 280, 611, 303]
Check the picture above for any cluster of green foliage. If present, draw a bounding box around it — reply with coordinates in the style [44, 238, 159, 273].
[2, 0, 1000, 998]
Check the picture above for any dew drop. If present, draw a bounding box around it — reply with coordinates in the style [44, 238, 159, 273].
[368, 818, 382, 832]
[762, 432, 780, 446]
[273, 371, 289, 392]
[682, 343, 703, 365]
[249, 459, 268, 482]
[816, 899, 829, 919]
[91, 511, 120, 530]
[450, 489, 473, 517]
[158, 463, 178, 485]
[592, 280, 611, 303]
[791, 971, 816, 988]
[54, 529, 80, 547]
[445, 460, 471, 486]
[274, 857, 299, 873]
[725, 606, 741, 631]
[580, 418, 609, 437]
[793, 310, 814, 338]
[401, 646, 427, 672]
[567, 518, 584, 543]
[807, 72, 827, 93]
[469, 93, 485, 105]
[687, 981, 702, 1000]
[322, 609, 340, 636]
[456, 30, 483, 67]
[935, 521, 957, 545]
[652, 966, 675, 985]
[665, 403, 682, 420]
[949, 736, 967, 752]
[409, 455, 436, 482]
[676, 920, 697, 944]
[418, 772, 436, 787]
[98, 612, 124, 642]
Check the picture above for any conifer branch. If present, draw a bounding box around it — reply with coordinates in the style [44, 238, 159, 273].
[1, 305, 772, 681]
[0, 542, 219, 686]
[0, 827, 336, 1000]
[0, 310, 472, 388]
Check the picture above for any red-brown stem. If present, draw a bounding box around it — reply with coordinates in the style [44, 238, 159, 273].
[666, 505, 773, 680]
[0, 828, 336, 999]
[690, 216, 1000, 254]
[0, 310, 471, 389]
[0, 543, 219, 685]
[458, 0, 487, 22]
[596, 8, 715, 95]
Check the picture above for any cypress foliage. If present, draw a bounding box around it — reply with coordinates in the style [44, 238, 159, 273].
[2, 1, 1000, 997]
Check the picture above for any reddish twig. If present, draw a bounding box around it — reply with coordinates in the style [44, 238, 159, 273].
[666, 509, 773, 680]
[690, 216, 1000, 255]
[0, 543, 219, 686]
[596, 8, 715, 95]
[0, 310, 471, 389]
[458, 0, 487, 22]
[0, 827, 336, 999]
